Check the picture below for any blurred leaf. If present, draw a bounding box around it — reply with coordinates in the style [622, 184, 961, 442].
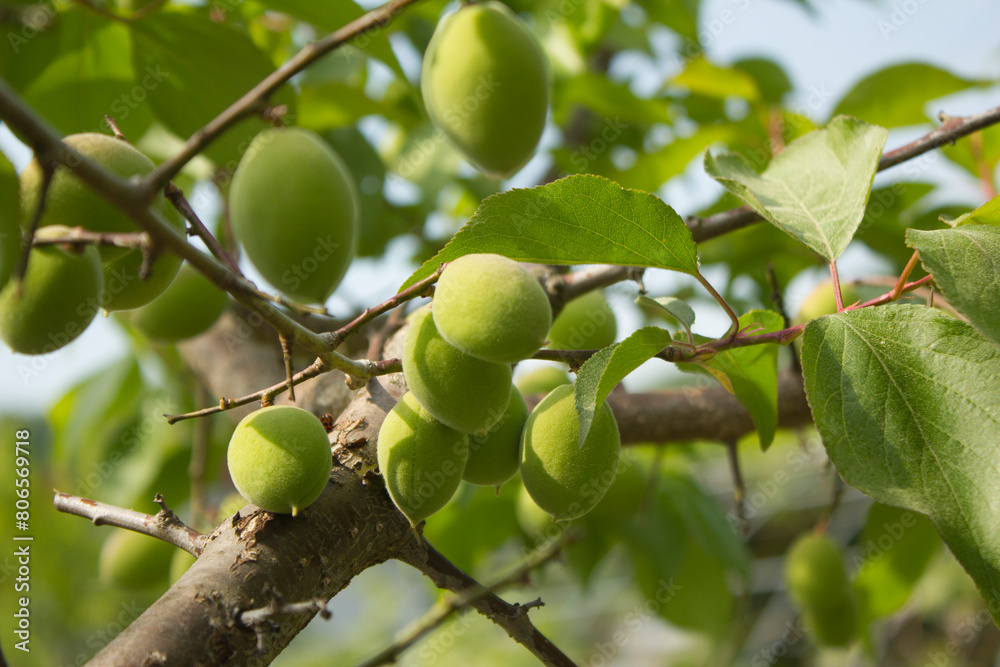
[634, 0, 699, 45]
[733, 57, 792, 105]
[670, 56, 760, 102]
[907, 225, 1000, 347]
[705, 116, 888, 262]
[420, 483, 521, 573]
[400, 174, 699, 289]
[557, 72, 671, 126]
[942, 124, 1000, 178]
[297, 82, 389, 131]
[940, 194, 1000, 227]
[621, 498, 687, 607]
[855, 182, 936, 269]
[635, 296, 695, 331]
[655, 538, 732, 636]
[802, 306, 1000, 625]
[853, 503, 941, 624]
[833, 63, 978, 127]
[574, 326, 673, 447]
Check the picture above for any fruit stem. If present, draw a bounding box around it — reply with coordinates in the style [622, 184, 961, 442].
[828, 261, 845, 312]
[695, 271, 740, 341]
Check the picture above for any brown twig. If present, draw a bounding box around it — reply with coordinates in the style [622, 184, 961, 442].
[164, 182, 243, 276]
[279, 334, 296, 402]
[31, 226, 150, 251]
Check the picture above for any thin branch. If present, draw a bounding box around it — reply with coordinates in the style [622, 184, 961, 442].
[279, 334, 296, 403]
[829, 261, 844, 312]
[725, 439, 747, 537]
[366, 308, 407, 361]
[399, 541, 577, 667]
[360, 535, 569, 667]
[890, 250, 921, 300]
[143, 0, 426, 194]
[695, 271, 740, 338]
[165, 181, 243, 276]
[53, 492, 206, 556]
[31, 226, 150, 251]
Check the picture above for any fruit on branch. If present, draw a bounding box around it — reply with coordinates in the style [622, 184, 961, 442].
[229, 127, 359, 304]
[377, 391, 470, 525]
[98, 529, 175, 591]
[463, 387, 528, 489]
[547, 291, 617, 350]
[101, 205, 184, 312]
[226, 405, 333, 516]
[403, 306, 513, 434]
[0, 245, 103, 355]
[520, 384, 621, 521]
[784, 533, 858, 647]
[432, 253, 552, 364]
[421, 1, 549, 176]
[794, 279, 861, 325]
[20, 132, 168, 262]
[130, 264, 228, 341]
[515, 365, 571, 396]
[0, 153, 20, 291]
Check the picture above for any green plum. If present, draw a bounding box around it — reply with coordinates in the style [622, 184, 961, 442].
[229, 127, 359, 304]
[377, 392, 470, 525]
[520, 384, 621, 521]
[101, 205, 184, 312]
[794, 280, 861, 325]
[226, 405, 333, 516]
[0, 152, 20, 291]
[432, 253, 552, 364]
[422, 1, 549, 175]
[463, 387, 528, 489]
[131, 265, 228, 341]
[547, 291, 617, 350]
[0, 245, 103, 355]
[515, 366, 571, 396]
[784, 533, 858, 647]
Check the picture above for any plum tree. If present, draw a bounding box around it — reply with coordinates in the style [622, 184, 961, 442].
[377, 392, 470, 525]
[229, 127, 359, 304]
[547, 291, 617, 350]
[515, 366, 571, 396]
[784, 533, 858, 646]
[99, 529, 175, 591]
[100, 205, 184, 312]
[0, 245, 103, 355]
[432, 253, 552, 363]
[130, 264, 228, 341]
[402, 306, 513, 433]
[463, 387, 528, 489]
[520, 384, 621, 521]
[794, 280, 862, 325]
[421, 1, 548, 176]
[20, 133, 168, 261]
[226, 405, 333, 516]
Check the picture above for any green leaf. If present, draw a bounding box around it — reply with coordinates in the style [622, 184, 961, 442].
[705, 310, 783, 449]
[573, 327, 673, 448]
[655, 538, 732, 636]
[801, 305, 1000, 623]
[633, 0, 700, 45]
[635, 295, 695, 331]
[669, 56, 760, 102]
[940, 195, 1000, 228]
[130, 11, 290, 166]
[705, 116, 889, 262]
[733, 57, 792, 105]
[907, 225, 1000, 347]
[853, 503, 941, 624]
[832, 63, 978, 127]
[557, 72, 672, 126]
[399, 174, 699, 290]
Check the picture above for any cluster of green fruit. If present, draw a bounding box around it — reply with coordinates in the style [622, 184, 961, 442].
[377, 253, 622, 526]
[0, 133, 228, 355]
[784, 533, 858, 646]
[421, 1, 549, 176]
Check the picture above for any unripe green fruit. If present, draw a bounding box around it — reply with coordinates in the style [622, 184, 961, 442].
[226, 405, 333, 516]
[794, 280, 862, 325]
[230, 127, 360, 303]
[784, 533, 858, 647]
[99, 530, 175, 590]
[464, 387, 528, 488]
[547, 291, 617, 350]
[422, 1, 549, 175]
[377, 392, 470, 525]
[515, 366, 571, 396]
[432, 253, 552, 364]
[131, 265, 228, 341]
[0, 152, 20, 291]
[520, 384, 621, 521]
[516, 482, 562, 540]
[169, 549, 197, 585]
[0, 245, 103, 355]
[100, 206, 184, 312]
[403, 306, 513, 433]
[20, 133, 167, 262]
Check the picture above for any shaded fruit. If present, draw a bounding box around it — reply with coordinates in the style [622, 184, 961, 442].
[0, 152, 20, 291]
[520, 384, 621, 521]
[784, 533, 858, 647]
[131, 265, 228, 341]
[226, 405, 332, 516]
[422, 1, 549, 175]
[20, 133, 167, 261]
[794, 280, 861, 325]
[0, 245, 103, 355]
[377, 392, 470, 525]
[587, 456, 647, 522]
[547, 291, 617, 350]
[230, 127, 359, 303]
[516, 482, 562, 540]
[101, 205, 184, 312]
[403, 306, 512, 433]
[432, 253, 552, 364]
[515, 365, 571, 396]
[99, 529, 175, 591]
[464, 387, 528, 488]
[169, 549, 197, 585]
